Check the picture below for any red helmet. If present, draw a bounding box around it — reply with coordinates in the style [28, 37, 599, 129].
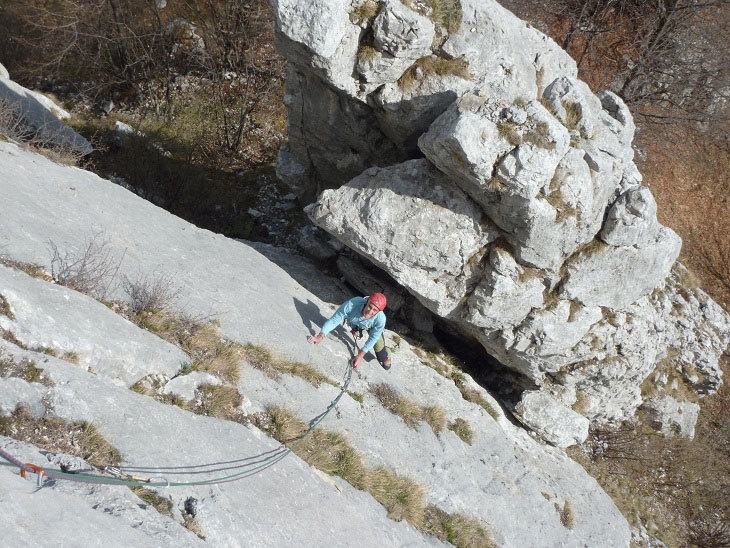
[368, 293, 387, 311]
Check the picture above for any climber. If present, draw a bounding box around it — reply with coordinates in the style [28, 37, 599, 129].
[307, 293, 392, 370]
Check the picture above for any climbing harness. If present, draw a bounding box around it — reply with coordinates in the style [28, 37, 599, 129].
[0, 355, 353, 489]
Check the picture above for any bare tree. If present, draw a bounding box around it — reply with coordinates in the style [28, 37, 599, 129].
[0, 0, 175, 102]
[180, 0, 284, 154]
[551, 0, 730, 136]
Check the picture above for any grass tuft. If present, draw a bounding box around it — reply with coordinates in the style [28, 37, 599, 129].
[0, 257, 51, 280]
[559, 499, 575, 529]
[130, 486, 173, 517]
[350, 0, 379, 25]
[424, 505, 497, 547]
[398, 56, 471, 92]
[0, 294, 14, 319]
[0, 406, 121, 469]
[422, 405, 447, 434]
[448, 417, 474, 444]
[190, 384, 242, 420]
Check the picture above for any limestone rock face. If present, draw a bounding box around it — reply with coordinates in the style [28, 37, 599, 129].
[273, 0, 730, 444]
[305, 159, 498, 317]
[516, 390, 590, 447]
[642, 396, 700, 439]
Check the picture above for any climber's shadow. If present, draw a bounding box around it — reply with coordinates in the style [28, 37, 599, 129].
[293, 297, 357, 357]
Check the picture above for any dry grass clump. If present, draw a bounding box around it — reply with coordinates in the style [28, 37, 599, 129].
[422, 405, 447, 434]
[426, 0, 462, 33]
[545, 188, 579, 223]
[424, 505, 496, 547]
[0, 294, 14, 319]
[497, 120, 523, 146]
[448, 417, 474, 445]
[369, 382, 446, 434]
[242, 342, 332, 387]
[183, 513, 205, 539]
[357, 44, 379, 65]
[259, 405, 308, 444]
[368, 466, 426, 525]
[0, 405, 121, 468]
[130, 310, 242, 384]
[302, 430, 369, 488]
[562, 101, 583, 131]
[559, 499, 575, 529]
[0, 257, 50, 280]
[190, 384, 242, 420]
[400, 0, 462, 33]
[130, 487, 173, 517]
[398, 56, 471, 92]
[350, 0, 379, 25]
[241, 342, 280, 379]
[0, 353, 54, 386]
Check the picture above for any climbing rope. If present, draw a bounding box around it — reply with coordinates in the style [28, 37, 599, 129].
[0, 354, 353, 488]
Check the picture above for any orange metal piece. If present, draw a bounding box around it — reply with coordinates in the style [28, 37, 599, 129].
[20, 463, 45, 486]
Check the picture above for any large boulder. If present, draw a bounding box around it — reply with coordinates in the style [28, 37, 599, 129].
[0, 72, 92, 155]
[273, 0, 730, 443]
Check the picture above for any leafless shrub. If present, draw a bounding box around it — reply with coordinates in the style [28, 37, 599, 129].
[552, 0, 729, 136]
[688, 518, 730, 548]
[121, 272, 180, 314]
[587, 423, 648, 462]
[49, 234, 122, 299]
[0, 99, 85, 165]
[697, 221, 730, 295]
[0, 98, 34, 142]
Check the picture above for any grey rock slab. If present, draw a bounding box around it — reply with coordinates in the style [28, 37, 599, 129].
[516, 390, 590, 447]
[0, 264, 188, 387]
[0, 142, 633, 547]
[1, 438, 206, 548]
[0, 77, 92, 155]
[464, 246, 545, 331]
[6, 350, 445, 547]
[642, 396, 700, 439]
[561, 228, 682, 309]
[356, 0, 435, 86]
[600, 186, 660, 247]
[0, 376, 48, 417]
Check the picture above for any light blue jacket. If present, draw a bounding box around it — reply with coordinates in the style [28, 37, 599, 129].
[321, 296, 386, 353]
